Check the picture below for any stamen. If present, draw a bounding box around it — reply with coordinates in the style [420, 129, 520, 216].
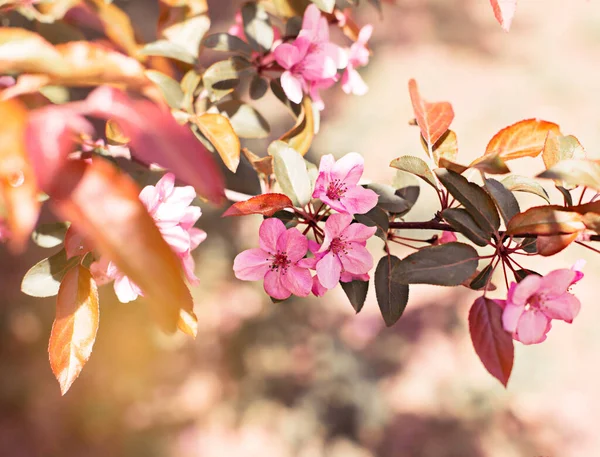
[326, 179, 347, 201]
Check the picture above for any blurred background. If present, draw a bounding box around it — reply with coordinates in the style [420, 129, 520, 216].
[2, 0, 600, 456]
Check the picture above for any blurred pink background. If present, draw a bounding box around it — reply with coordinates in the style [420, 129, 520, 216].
[2, 0, 600, 456]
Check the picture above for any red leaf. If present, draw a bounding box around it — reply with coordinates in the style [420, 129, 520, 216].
[0, 98, 40, 252]
[48, 158, 195, 333]
[25, 86, 225, 205]
[49, 265, 99, 395]
[222, 193, 293, 217]
[490, 0, 517, 31]
[485, 119, 561, 161]
[84, 86, 225, 204]
[469, 296, 514, 387]
[408, 79, 455, 150]
[506, 205, 586, 236]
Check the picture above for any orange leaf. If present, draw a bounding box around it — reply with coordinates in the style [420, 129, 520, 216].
[421, 130, 458, 167]
[490, 0, 517, 32]
[0, 98, 40, 252]
[48, 158, 194, 333]
[536, 234, 578, 257]
[542, 131, 585, 170]
[49, 265, 99, 395]
[506, 205, 586, 236]
[279, 96, 314, 156]
[85, 0, 140, 58]
[191, 113, 241, 173]
[485, 119, 560, 161]
[408, 78, 454, 151]
[222, 193, 293, 217]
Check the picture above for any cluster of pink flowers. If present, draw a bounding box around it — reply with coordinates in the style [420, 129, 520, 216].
[91, 173, 206, 303]
[233, 153, 379, 300]
[497, 261, 584, 345]
[270, 5, 371, 110]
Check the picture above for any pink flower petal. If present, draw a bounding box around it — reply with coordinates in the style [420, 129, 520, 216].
[280, 265, 312, 297]
[264, 270, 292, 300]
[273, 42, 304, 70]
[155, 172, 176, 201]
[341, 67, 368, 96]
[316, 251, 342, 289]
[539, 269, 577, 298]
[113, 274, 143, 303]
[340, 185, 378, 215]
[233, 248, 272, 281]
[277, 227, 308, 262]
[338, 242, 373, 275]
[508, 274, 542, 307]
[300, 4, 329, 43]
[188, 227, 207, 250]
[542, 294, 581, 323]
[180, 206, 202, 231]
[312, 275, 327, 297]
[320, 213, 353, 252]
[331, 152, 364, 185]
[259, 218, 286, 254]
[515, 309, 551, 345]
[502, 303, 523, 333]
[341, 222, 377, 243]
[160, 225, 191, 254]
[180, 251, 200, 286]
[357, 24, 373, 46]
[280, 70, 304, 104]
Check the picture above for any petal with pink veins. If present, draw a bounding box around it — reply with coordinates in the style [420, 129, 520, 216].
[508, 274, 542, 307]
[233, 248, 272, 281]
[502, 303, 523, 333]
[277, 227, 308, 262]
[316, 251, 342, 289]
[539, 269, 577, 298]
[338, 242, 373, 275]
[259, 218, 286, 254]
[320, 213, 353, 252]
[264, 270, 292, 300]
[542, 294, 581, 323]
[281, 265, 312, 297]
[515, 309, 551, 345]
[340, 185, 378, 215]
[341, 222, 377, 243]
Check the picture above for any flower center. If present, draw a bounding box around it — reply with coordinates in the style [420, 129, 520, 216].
[330, 237, 349, 255]
[270, 250, 291, 273]
[326, 179, 347, 201]
[525, 294, 545, 311]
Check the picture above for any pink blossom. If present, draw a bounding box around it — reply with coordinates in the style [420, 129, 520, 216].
[233, 218, 312, 300]
[91, 173, 206, 303]
[312, 152, 378, 215]
[434, 231, 458, 245]
[272, 4, 346, 105]
[307, 238, 370, 296]
[501, 263, 584, 345]
[314, 214, 376, 290]
[341, 25, 372, 96]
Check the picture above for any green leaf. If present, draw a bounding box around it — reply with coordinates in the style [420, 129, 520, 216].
[139, 40, 196, 64]
[21, 249, 80, 298]
[202, 57, 252, 101]
[249, 74, 269, 100]
[32, 222, 69, 248]
[341, 280, 369, 313]
[538, 159, 600, 192]
[441, 208, 490, 247]
[241, 2, 274, 52]
[145, 70, 184, 110]
[180, 69, 201, 113]
[365, 183, 413, 213]
[391, 242, 479, 286]
[375, 255, 409, 327]
[435, 168, 500, 235]
[269, 141, 312, 207]
[161, 14, 210, 58]
[469, 263, 494, 290]
[203, 33, 253, 56]
[501, 175, 550, 203]
[310, 0, 335, 13]
[355, 206, 389, 240]
[390, 155, 438, 190]
[484, 178, 520, 226]
[218, 100, 270, 139]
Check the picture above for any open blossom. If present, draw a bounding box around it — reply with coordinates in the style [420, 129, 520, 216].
[312, 152, 378, 215]
[91, 173, 206, 303]
[501, 262, 584, 345]
[233, 218, 312, 300]
[272, 4, 346, 106]
[314, 214, 376, 290]
[342, 24, 372, 96]
[434, 231, 458, 245]
[306, 240, 370, 296]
